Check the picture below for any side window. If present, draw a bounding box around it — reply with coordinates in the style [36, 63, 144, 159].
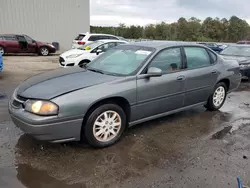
[207, 50, 217, 64]
[24, 35, 33, 44]
[96, 42, 116, 52]
[3, 35, 17, 41]
[109, 36, 119, 40]
[148, 48, 182, 73]
[88, 36, 100, 41]
[184, 47, 211, 69]
[0, 36, 3, 40]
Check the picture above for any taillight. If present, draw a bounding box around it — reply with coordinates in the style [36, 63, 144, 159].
[77, 41, 85, 45]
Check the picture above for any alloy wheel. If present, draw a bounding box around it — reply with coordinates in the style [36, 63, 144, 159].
[213, 86, 225, 107]
[93, 110, 122, 142]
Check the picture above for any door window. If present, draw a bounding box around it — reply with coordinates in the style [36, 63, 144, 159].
[95, 42, 117, 52]
[3, 35, 17, 41]
[148, 47, 182, 73]
[89, 35, 101, 41]
[184, 47, 211, 69]
[24, 35, 33, 44]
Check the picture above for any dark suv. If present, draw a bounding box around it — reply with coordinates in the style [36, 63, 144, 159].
[0, 34, 56, 56]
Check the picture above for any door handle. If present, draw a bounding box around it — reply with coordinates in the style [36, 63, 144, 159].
[211, 69, 218, 74]
[177, 75, 185, 81]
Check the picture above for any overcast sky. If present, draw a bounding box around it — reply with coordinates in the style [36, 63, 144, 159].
[90, 0, 250, 26]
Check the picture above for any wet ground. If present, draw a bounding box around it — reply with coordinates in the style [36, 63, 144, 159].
[1, 56, 250, 188]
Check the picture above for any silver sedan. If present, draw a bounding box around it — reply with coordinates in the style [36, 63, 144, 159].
[9, 41, 241, 148]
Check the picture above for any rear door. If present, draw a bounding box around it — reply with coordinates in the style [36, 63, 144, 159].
[3, 35, 20, 53]
[182, 46, 219, 106]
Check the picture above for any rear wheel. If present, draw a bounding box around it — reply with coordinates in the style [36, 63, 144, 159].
[0, 46, 5, 55]
[206, 82, 227, 111]
[84, 103, 126, 148]
[39, 47, 49, 56]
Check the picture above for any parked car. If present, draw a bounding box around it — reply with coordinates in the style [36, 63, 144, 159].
[60, 40, 128, 67]
[0, 34, 56, 56]
[0, 53, 3, 72]
[198, 42, 223, 53]
[236, 40, 250, 44]
[220, 44, 250, 79]
[9, 42, 241, 148]
[72, 32, 121, 49]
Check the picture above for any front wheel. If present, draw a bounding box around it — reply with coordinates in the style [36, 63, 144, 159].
[84, 104, 126, 148]
[206, 82, 227, 111]
[39, 47, 49, 56]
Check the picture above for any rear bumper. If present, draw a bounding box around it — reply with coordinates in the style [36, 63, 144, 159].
[9, 102, 83, 143]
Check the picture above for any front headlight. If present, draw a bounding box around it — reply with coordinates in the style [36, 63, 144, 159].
[24, 100, 59, 115]
[240, 64, 250, 68]
[66, 54, 81, 58]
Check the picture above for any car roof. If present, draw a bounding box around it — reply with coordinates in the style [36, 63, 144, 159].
[97, 39, 128, 43]
[228, 44, 250, 47]
[79, 33, 117, 37]
[127, 41, 206, 49]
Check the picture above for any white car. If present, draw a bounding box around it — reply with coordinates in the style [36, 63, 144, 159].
[59, 40, 128, 67]
[72, 32, 122, 49]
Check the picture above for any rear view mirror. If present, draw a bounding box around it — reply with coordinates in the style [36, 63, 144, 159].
[96, 49, 103, 55]
[147, 67, 162, 77]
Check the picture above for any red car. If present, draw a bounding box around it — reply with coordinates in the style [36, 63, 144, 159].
[0, 34, 56, 56]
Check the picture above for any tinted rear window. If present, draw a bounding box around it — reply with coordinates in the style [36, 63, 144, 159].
[75, 34, 85, 40]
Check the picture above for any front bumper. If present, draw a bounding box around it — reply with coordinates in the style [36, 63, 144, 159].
[240, 67, 250, 79]
[59, 56, 77, 68]
[9, 98, 83, 143]
[49, 47, 56, 53]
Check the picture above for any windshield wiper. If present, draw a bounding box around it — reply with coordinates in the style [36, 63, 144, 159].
[87, 68, 104, 74]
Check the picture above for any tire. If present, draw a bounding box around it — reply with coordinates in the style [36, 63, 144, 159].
[39, 47, 49, 56]
[206, 82, 227, 111]
[84, 103, 126, 148]
[0, 46, 5, 55]
[78, 60, 90, 68]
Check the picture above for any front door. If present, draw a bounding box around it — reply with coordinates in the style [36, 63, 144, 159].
[24, 35, 37, 53]
[135, 47, 185, 121]
[182, 46, 219, 106]
[17, 35, 28, 52]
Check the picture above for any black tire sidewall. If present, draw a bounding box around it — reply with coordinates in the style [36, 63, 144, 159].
[84, 104, 126, 148]
[207, 82, 227, 111]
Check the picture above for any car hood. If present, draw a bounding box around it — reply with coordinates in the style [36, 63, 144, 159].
[16, 67, 118, 100]
[60, 49, 88, 57]
[220, 55, 250, 64]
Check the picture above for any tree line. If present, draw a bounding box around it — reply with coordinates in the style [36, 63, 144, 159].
[90, 16, 250, 42]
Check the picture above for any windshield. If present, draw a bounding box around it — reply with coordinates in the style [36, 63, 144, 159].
[220, 46, 250, 57]
[77, 41, 103, 50]
[86, 46, 155, 76]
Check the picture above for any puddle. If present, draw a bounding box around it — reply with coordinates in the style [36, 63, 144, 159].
[212, 118, 250, 139]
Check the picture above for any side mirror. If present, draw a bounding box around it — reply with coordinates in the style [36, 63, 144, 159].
[146, 67, 162, 77]
[96, 49, 103, 55]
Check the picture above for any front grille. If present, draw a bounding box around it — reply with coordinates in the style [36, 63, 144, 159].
[11, 95, 27, 109]
[12, 99, 23, 108]
[66, 63, 74, 66]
